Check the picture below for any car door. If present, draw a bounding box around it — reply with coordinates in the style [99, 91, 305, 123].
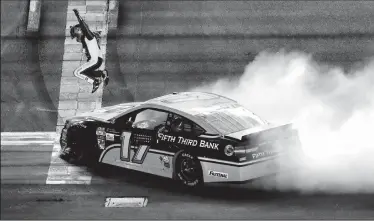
[156, 113, 222, 157]
[119, 108, 169, 166]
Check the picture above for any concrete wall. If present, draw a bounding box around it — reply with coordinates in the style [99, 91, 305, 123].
[1, 0, 68, 131]
[104, 0, 374, 103]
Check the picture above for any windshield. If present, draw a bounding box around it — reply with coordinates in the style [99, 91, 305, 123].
[195, 104, 267, 135]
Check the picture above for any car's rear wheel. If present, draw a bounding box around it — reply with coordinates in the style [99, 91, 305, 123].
[175, 152, 203, 187]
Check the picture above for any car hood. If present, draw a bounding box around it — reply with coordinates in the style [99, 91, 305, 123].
[66, 102, 142, 123]
[66, 115, 109, 124]
[68, 112, 114, 122]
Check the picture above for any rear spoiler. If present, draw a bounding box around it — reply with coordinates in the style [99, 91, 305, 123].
[240, 123, 298, 142]
[224, 123, 299, 144]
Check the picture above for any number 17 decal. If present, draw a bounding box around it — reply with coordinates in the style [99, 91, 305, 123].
[120, 131, 150, 164]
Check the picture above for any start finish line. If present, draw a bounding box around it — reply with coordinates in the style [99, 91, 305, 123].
[1, 132, 56, 145]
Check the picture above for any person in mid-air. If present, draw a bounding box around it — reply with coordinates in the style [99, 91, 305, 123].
[70, 8, 109, 93]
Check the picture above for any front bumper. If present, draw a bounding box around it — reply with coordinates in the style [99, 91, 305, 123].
[60, 127, 68, 150]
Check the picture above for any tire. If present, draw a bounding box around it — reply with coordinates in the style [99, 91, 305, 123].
[59, 146, 86, 165]
[174, 152, 203, 187]
[72, 147, 100, 167]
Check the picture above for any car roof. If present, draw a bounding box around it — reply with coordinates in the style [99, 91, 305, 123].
[143, 92, 256, 134]
[105, 92, 265, 135]
[145, 92, 238, 115]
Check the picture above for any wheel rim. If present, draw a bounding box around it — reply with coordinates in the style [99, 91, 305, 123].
[180, 158, 199, 182]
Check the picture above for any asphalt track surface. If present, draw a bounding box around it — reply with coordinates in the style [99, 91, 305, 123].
[2, 1, 374, 219]
[2, 143, 374, 219]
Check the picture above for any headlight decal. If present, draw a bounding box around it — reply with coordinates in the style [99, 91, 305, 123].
[96, 127, 106, 135]
[96, 127, 106, 149]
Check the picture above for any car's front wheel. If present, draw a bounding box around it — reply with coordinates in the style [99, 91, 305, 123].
[59, 146, 86, 165]
[174, 152, 203, 187]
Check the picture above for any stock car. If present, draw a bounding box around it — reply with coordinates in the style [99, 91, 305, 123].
[59, 92, 301, 187]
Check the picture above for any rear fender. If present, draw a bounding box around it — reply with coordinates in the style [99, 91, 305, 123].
[233, 123, 302, 161]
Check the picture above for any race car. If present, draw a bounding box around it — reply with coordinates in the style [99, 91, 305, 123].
[59, 92, 302, 187]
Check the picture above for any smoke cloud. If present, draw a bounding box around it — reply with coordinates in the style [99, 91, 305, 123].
[192, 50, 374, 194]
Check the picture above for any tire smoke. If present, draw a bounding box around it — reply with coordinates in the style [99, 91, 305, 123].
[192, 50, 374, 194]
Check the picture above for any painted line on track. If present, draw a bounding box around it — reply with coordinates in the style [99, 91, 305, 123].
[104, 197, 148, 208]
[1, 132, 56, 146]
[1, 132, 56, 139]
[46, 141, 93, 184]
[1, 141, 55, 145]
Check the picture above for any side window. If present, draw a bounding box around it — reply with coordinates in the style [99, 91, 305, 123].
[167, 113, 205, 136]
[183, 122, 192, 133]
[193, 124, 205, 136]
[114, 113, 133, 129]
[132, 109, 168, 130]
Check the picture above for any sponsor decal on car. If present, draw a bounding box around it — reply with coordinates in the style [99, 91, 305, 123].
[106, 128, 119, 134]
[106, 133, 115, 141]
[157, 133, 219, 150]
[208, 170, 228, 179]
[159, 155, 170, 168]
[76, 123, 87, 128]
[252, 151, 279, 159]
[245, 147, 258, 153]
